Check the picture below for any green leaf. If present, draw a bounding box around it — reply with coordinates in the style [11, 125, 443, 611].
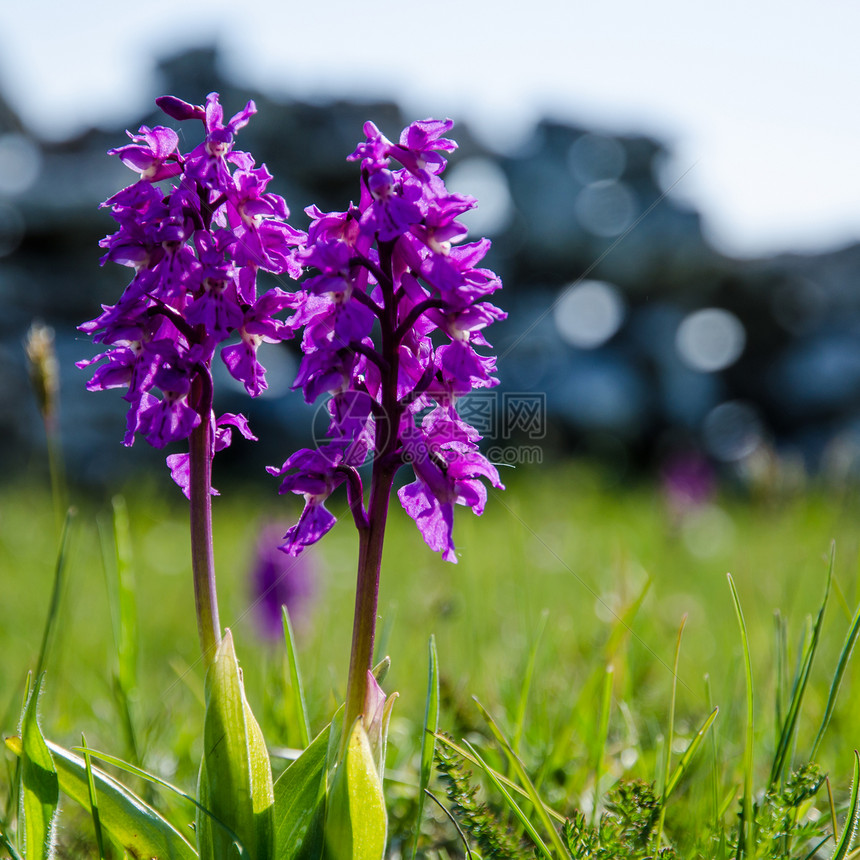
[199, 629, 274, 860]
[18, 675, 58, 860]
[272, 725, 331, 860]
[410, 636, 439, 860]
[324, 719, 387, 860]
[832, 750, 860, 860]
[377, 693, 398, 786]
[282, 605, 311, 750]
[6, 736, 197, 860]
[371, 657, 391, 686]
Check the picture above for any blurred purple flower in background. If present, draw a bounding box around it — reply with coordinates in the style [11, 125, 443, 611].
[249, 522, 316, 640]
[660, 449, 715, 518]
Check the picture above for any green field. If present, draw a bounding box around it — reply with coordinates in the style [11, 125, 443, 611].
[2, 462, 860, 857]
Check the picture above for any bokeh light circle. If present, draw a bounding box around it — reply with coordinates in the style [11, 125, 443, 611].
[568, 133, 626, 185]
[702, 400, 763, 461]
[676, 307, 746, 372]
[445, 156, 514, 237]
[574, 180, 636, 238]
[554, 280, 625, 349]
[0, 134, 41, 196]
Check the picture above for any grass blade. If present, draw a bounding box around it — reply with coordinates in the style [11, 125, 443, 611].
[463, 739, 554, 860]
[513, 609, 547, 755]
[434, 733, 566, 825]
[0, 827, 23, 860]
[473, 698, 571, 859]
[3, 679, 31, 838]
[423, 789, 473, 859]
[80, 734, 107, 860]
[832, 750, 860, 860]
[98, 495, 140, 766]
[591, 664, 613, 825]
[34, 509, 74, 682]
[411, 635, 439, 860]
[828, 776, 839, 847]
[111, 495, 138, 697]
[774, 609, 786, 750]
[374, 606, 396, 666]
[282, 605, 311, 749]
[604, 575, 652, 661]
[664, 706, 719, 799]
[810, 594, 860, 761]
[705, 675, 720, 828]
[769, 545, 832, 788]
[799, 834, 831, 860]
[654, 614, 686, 852]
[727, 573, 755, 859]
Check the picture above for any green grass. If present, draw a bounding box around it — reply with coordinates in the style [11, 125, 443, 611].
[2, 461, 860, 857]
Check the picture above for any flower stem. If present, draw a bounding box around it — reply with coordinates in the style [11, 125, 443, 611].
[343, 464, 395, 736]
[189, 416, 221, 667]
[342, 238, 400, 738]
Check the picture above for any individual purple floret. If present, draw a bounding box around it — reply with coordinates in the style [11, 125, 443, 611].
[268, 443, 368, 555]
[78, 92, 304, 490]
[272, 118, 505, 563]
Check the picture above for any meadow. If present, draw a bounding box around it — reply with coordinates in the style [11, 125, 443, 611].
[2, 461, 859, 858]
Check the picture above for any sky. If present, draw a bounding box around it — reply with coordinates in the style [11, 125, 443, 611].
[0, 0, 857, 259]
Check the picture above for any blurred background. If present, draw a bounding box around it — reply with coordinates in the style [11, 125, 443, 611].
[3, 0, 860, 489]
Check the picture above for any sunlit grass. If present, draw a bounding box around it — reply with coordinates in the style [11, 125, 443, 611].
[3, 461, 860, 855]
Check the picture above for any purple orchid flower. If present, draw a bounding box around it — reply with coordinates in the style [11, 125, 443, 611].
[271, 117, 505, 735]
[79, 92, 304, 490]
[274, 117, 505, 563]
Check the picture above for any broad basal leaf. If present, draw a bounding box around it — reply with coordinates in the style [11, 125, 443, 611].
[6, 736, 196, 860]
[198, 629, 274, 860]
[323, 720, 387, 860]
[272, 724, 331, 860]
[18, 676, 58, 860]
